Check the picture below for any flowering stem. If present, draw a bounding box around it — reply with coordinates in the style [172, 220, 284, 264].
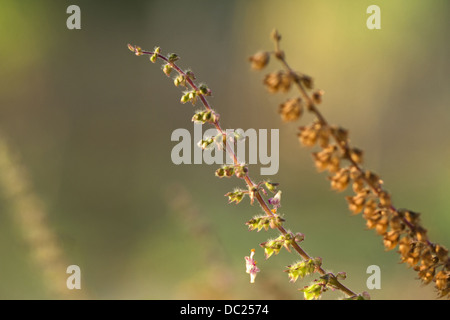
[131, 46, 358, 298]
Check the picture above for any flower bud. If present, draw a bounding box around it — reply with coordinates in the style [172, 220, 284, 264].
[198, 84, 212, 96]
[163, 64, 172, 76]
[197, 137, 214, 150]
[265, 181, 279, 193]
[336, 272, 347, 280]
[185, 70, 196, 80]
[134, 46, 143, 56]
[271, 29, 281, 42]
[268, 191, 282, 209]
[225, 189, 246, 204]
[234, 165, 248, 179]
[167, 53, 179, 63]
[300, 283, 324, 300]
[312, 90, 325, 104]
[180, 92, 191, 104]
[215, 167, 225, 177]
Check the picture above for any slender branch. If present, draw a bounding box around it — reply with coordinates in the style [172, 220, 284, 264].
[130, 45, 360, 299]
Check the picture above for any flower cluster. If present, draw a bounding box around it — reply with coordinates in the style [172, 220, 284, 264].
[249, 30, 449, 298]
[246, 214, 285, 232]
[215, 164, 248, 179]
[192, 110, 219, 124]
[129, 43, 362, 300]
[299, 272, 352, 300]
[285, 258, 322, 283]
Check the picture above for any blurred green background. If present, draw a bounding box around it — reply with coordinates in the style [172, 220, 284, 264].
[0, 0, 449, 299]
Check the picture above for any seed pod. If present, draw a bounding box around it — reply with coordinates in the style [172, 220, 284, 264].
[383, 231, 400, 251]
[312, 90, 325, 104]
[349, 148, 364, 164]
[279, 98, 303, 122]
[329, 168, 350, 192]
[301, 75, 314, 89]
[263, 72, 282, 93]
[249, 51, 270, 70]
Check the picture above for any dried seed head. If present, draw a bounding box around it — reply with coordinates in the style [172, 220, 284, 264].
[329, 168, 350, 192]
[317, 125, 331, 148]
[350, 167, 366, 193]
[383, 231, 400, 251]
[349, 148, 364, 164]
[389, 216, 405, 232]
[249, 51, 270, 70]
[363, 198, 377, 218]
[398, 236, 412, 258]
[364, 170, 381, 189]
[415, 226, 428, 242]
[346, 190, 369, 214]
[352, 180, 365, 194]
[375, 216, 389, 235]
[279, 72, 292, 92]
[298, 123, 321, 147]
[401, 209, 421, 225]
[402, 244, 422, 267]
[435, 270, 449, 292]
[263, 72, 282, 93]
[301, 75, 314, 89]
[312, 90, 325, 104]
[331, 126, 349, 146]
[328, 155, 341, 173]
[378, 190, 391, 207]
[349, 166, 362, 180]
[420, 248, 435, 267]
[279, 98, 303, 122]
[434, 245, 449, 262]
[415, 264, 435, 284]
[263, 71, 292, 93]
[312, 145, 340, 173]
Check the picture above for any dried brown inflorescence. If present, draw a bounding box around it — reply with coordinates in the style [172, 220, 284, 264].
[249, 30, 449, 298]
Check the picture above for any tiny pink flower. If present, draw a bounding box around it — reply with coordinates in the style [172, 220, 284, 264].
[268, 191, 282, 209]
[245, 249, 260, 283]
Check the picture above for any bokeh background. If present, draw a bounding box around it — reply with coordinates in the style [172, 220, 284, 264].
[0, 0, 449, 299]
